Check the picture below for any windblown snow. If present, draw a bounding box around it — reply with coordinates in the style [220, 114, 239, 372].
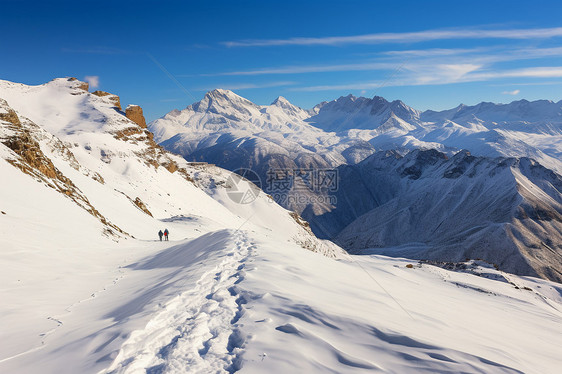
[1, 78, 561, 373]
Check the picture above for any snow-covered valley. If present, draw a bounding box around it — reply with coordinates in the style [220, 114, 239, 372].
[1, 78, 562, 373]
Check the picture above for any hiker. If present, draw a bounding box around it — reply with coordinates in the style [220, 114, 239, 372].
[164, 228, 169, 241]
[158, 230, 163, 241]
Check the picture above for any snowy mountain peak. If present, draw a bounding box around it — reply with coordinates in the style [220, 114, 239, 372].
[269, 96, 309, 119]
[191, 88, 259, 116]
[371, 95, 389, 103]
[198, 88, 253, 107]
[307, 94, 420, 132]
[204, 88, 239, 100]
[271, 95, 290, 106]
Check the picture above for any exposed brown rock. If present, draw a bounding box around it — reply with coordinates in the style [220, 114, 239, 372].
[289, 211, 312, 233]
[176, 167, 195, 183]
[92, 90, 122, 110]
[91, 172, 105, 184]
[67, 77, 89, 91]
[113, 126, 145, 140]
[133, 197, 153, 217]
[163, 160, 179, 173]
[125, 105, 146, 128]
[0, 106, 21, 126]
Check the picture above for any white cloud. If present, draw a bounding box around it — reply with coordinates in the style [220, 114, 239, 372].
[223, 27, 562, 47]
[469, 67, 562, 80]
[408, 64, 483, 84]
[84, 75, 99, 88]
[201, 45, 562, 79]
[491, 81, 562, 87]
[382, 47, 489, 57]
[291, 66, 562, 91]
[502, 89, 520, 95]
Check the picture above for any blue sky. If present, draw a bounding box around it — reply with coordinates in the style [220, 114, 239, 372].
[2, 0, 562, 121]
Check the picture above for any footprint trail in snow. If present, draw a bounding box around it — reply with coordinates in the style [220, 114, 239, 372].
[106, 230, 256, 374]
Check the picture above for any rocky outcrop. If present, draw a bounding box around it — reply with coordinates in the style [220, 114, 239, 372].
[126, 105, 146, 128]
[133, 197, 152, 217]
[92, 90, 121, 110]
[67, 77, 89, 91]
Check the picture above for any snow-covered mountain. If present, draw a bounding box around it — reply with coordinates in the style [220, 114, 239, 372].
[2, 78, 562, 373]
[327, 149, 562, 282]
[308, 94, 421, 133]
[150, 91, 562, 174]
[149, 90, 562, 282]
[149, 89, 354, 165]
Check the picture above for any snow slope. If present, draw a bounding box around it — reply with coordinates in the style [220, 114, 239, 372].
[1, 78, 561, 373]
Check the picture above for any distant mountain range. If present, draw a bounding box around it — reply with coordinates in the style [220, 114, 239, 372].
[150, 89, 562, 172]
[149, 90, 562, 282]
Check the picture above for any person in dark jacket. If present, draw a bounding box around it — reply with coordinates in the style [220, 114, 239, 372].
[164, 228, 169, 241]
[158, 230, 163, 241]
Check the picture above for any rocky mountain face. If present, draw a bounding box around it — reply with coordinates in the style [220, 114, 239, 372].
[150, 90, 562, 282]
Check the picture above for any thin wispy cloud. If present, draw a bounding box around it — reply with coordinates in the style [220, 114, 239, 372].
[291, 66, 562, 91]
[502, 89, 520, 95]
[223, 27, 562, 47]
[471, 66, 562, 80]
[491, 81, 562, 86]
[201, 46, 562, 78]
[382, 46, 562, 65]
[381, 47, 490, 57]
[408, 64, 483, 85]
